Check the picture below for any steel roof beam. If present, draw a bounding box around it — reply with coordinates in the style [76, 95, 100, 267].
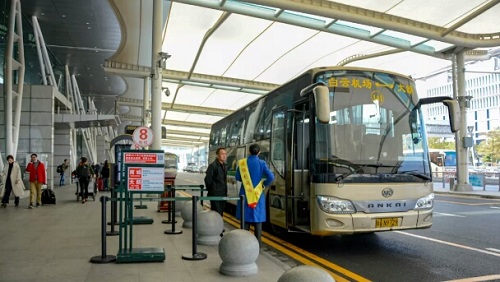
[162, 119, 212, 129]
[240, 0, 500, 48]
[104, 61, 278, 93]
[116, 97, 233, 116]
[174, 0, 500, 57]
[166, 130, 210, 137]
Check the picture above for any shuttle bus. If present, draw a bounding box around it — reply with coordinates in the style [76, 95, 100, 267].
[209, 67, 458, 235]
[164, 152, 179, 179]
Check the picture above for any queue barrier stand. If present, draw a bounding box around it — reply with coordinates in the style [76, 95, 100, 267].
[90, 196, 116, 264]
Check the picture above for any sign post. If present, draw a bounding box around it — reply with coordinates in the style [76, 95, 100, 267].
[116, 150, 165, 263]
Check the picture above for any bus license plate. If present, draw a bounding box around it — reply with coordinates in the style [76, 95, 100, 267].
[375, 218, 400, 228]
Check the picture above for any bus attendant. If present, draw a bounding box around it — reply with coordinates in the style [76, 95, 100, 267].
[235, 144, 275, 246]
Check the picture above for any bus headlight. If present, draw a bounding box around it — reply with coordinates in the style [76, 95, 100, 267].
[414, 193, 434, 210]
[316, 196, 356, 214]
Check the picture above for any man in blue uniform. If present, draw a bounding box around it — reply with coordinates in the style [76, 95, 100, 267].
[235, 144, 275, 246]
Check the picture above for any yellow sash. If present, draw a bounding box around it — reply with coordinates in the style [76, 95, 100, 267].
[238, 158, 264, 209]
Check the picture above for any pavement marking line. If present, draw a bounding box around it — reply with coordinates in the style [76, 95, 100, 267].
[222, 215, 371, 282]
[222, 217, 354, 282]
[435, 200, 500, 206]
[395, 231, 500, 258]
[485, 248, 500, 253]
[442, 274, 500, 282]
[433, 212, 466, 217]
[491, 207, 500, 209]
[436, 194, 500, 202]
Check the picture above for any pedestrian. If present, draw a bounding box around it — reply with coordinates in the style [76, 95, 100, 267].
[235, 144, 275, 246]
[25, 153, 46, 209]
[1, 155, 25, 207]
[101, 160, 110, 191]
[204, 148, 228, 218]
[59, 159, 69, 186]
[76, 157, 94, 203]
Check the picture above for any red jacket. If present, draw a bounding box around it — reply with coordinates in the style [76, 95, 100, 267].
[26, 161, 47, 184]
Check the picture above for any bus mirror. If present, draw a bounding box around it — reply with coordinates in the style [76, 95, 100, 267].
[419, 96, 460, 133]
[442, 100, 460, 133]
[313, 86, 330, 124]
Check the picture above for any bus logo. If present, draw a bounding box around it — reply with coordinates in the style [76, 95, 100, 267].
[381, 188, 393, 198]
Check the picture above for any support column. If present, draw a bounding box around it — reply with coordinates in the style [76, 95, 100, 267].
[143, 77, 150, 126]
[454, 51, 473, 192]
[150, 0, 163, 150]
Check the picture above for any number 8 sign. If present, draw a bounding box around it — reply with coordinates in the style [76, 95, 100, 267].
[132, 126, 154, 148]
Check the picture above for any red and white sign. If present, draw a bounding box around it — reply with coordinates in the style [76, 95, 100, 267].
[124, 152, 163, 164]
[132, 126, 154, 148]
[127, 166, 164, 192]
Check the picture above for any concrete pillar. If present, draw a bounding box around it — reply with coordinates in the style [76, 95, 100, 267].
[454, 51, 473, 192]
[54, 128, 72, 184]
[150, 0, 163, 149]
[96, 135, 106, 163]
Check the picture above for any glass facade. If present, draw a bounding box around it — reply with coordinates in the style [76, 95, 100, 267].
[1, 3, 65, 90]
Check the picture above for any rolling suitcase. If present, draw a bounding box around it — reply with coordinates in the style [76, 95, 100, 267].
[42, 189, 56, 205]
[97, 178, 104, 191]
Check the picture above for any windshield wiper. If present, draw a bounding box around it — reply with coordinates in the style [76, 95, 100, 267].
[397, 170, 431, 181]
[335, 163, 391, 182]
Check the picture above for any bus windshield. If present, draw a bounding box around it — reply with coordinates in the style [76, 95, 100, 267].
[313, 70, 431, 183]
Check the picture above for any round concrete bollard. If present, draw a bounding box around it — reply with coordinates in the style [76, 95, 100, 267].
[278, 265, 335, 282]
[219, 229, 259, 276]
[174, 194, 184, 217]
[197, 210, 223, 245]
[180, 201, 193, 228]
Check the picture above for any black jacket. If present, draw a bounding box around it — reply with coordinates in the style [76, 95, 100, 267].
[204, 160, 228, 196]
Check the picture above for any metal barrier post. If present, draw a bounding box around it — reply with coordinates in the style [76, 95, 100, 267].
[162, 185, 176, 224]
[90, 196, 116, 263]
[164, 187, 182, 235]
[199, 185, 204, 207]
[442, 172, 445, 189]
[182, 196, 207, 260]
[239, 195, 245, 229]
[106, 192, 119, 236]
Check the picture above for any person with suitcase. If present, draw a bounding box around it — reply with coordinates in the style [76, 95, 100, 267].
[26, 153, 46, 209]
[76, 157, 94, 204]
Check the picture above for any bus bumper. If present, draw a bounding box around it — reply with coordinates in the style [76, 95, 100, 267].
[310, 209, 433, 236]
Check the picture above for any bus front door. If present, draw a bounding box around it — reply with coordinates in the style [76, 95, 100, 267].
[290, 107, 311, 231]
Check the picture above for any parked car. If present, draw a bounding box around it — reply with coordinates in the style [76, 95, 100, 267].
[199, 165, 207, 173]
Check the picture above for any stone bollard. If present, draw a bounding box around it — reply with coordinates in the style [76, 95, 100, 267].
[197, 210, 223, 245]
[174, 192, 184, 217]
[181, 201, 193, 228]
[278, 265, 335, 282]
[219, 229, 259, 276]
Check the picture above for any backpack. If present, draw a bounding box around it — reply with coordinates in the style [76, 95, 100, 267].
[78, 165, 90, 178]
[56, 165, 63, 173]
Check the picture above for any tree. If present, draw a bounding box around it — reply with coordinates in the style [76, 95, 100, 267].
[476, 128, 500, 163]
[427, 137, 455, 150]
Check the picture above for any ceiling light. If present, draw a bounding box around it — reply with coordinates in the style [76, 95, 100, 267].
[62, 15, 66, 18]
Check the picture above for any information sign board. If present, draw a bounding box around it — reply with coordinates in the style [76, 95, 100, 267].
[123, 152, 164, 165]
[127, 166, 164, 192]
